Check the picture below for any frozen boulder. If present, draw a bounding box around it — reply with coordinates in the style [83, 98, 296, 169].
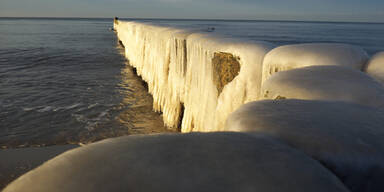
[262, 43, 368, 83]
[4, 133, 349, 192]
[261, 65, 384, 108]
[365, 52, 384, 85]
[225, 99, 384, 192]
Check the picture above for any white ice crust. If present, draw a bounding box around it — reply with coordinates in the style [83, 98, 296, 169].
[114, 21, 378, 132]
[261, 65, 384, 108]
[114, 21, 274, 132]
[225, 99, 384, 192]
[4, 133, 349, 192]
[262, 43, 369, 84]
[365, 52, 384, 85]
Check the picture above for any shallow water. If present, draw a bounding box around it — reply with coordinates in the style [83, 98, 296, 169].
[0, 18, 172, 148]
[1, 18, 383, 148]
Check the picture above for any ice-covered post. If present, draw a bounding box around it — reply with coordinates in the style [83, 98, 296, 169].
[112, 17, 119, 32]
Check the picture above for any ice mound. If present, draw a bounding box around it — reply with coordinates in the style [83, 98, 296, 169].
[261, 65, 384, 108]
[365, 52, 384, 85]
[3, 132, 349, 192]
[262, 43, 369, 83]
[184, 34, 275, 132]
[225, 99, 384, 192]
[115, 21, 275, 132]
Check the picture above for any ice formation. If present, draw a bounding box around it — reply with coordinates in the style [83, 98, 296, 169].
[3, 132, 349, 192]
[114, 21, 381, 133]
[225, 99, 384, 192]
[365, 52, 384, 85]
[114, 21, 274, 132]
[261, 65, 384, 108]
[262, 43, 369, 84]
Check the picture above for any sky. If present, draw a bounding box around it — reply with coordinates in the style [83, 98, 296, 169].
[0, 0, 383, 22]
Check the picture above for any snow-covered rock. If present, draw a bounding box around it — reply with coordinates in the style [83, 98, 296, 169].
[261, 65, 384, 108]
[225, 99, 384, 192]
[115, 21, 275, 132]
[262, 43, 369, 84]
[365, 52, 384, 85]
[3, 133, 349, 192]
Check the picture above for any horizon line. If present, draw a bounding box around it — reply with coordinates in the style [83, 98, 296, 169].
[1, 16, 383, 25]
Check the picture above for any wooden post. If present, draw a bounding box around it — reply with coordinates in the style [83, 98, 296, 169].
[114, 17, 119, 24]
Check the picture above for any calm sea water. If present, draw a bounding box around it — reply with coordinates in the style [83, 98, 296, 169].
[1, 18, 384, 148]
[0, 18, 172, 148]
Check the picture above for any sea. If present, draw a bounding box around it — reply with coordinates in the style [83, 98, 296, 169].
[1, 18, 383, 148]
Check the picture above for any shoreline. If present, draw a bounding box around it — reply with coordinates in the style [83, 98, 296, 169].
[0, 42, 177, 189]
[0, 53, 176, 150]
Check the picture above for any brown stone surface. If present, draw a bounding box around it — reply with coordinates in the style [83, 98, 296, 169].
[0, 145, 78, 190]
[212, 52, 241, 94]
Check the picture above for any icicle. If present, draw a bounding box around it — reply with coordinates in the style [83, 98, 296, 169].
[115, 21, 275, 132]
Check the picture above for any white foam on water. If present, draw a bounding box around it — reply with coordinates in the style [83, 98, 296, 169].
[37, 106, 55, 113]
[23, 103, 84, 113]
[63, 103, 82, 110]
[22, 107, 34, 112]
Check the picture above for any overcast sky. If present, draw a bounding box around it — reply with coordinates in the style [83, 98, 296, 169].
[1, 0, 383, 22]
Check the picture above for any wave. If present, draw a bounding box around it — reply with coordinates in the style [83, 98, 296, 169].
[23, 103, 84, 113]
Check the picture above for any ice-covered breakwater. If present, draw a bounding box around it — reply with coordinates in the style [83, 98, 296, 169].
[114, 20, 383, 132]
[114, 20, 274, 132]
